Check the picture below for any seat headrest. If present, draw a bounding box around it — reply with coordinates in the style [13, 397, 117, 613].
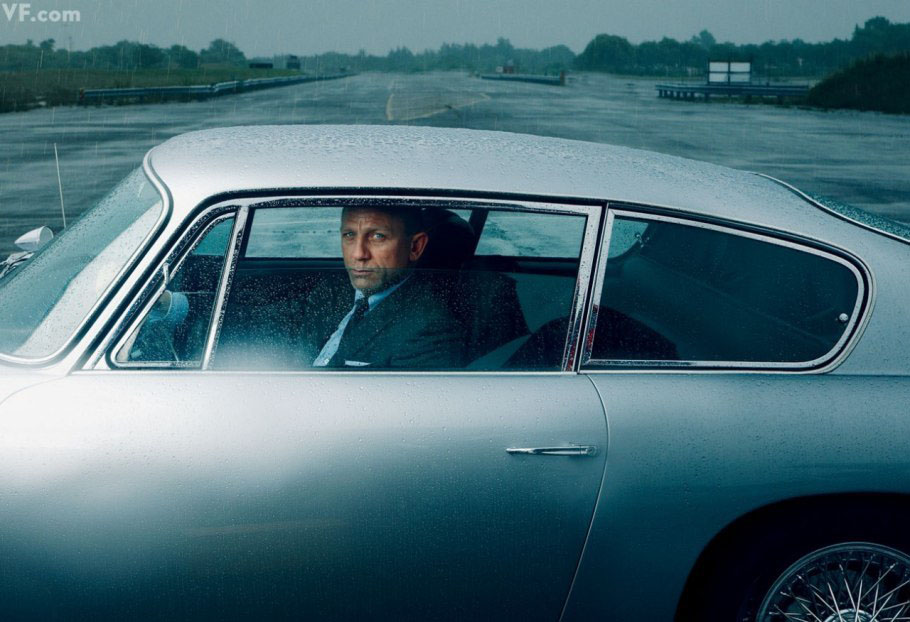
[418, 209, 475, 271]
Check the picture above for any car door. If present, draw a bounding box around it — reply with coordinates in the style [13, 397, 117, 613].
[0, 197, 607, 621]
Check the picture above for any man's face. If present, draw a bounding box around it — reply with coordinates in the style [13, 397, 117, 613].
[340, 208, 427, 296]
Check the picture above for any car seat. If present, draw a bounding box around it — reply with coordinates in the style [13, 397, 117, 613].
[419, 209, 530, 365]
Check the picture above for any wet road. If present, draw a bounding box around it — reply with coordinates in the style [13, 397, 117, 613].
[1, 71, 908, 253]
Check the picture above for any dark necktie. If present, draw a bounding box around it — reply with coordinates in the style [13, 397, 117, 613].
[347, 296, 370, 331]
[325, 297, 370, 367]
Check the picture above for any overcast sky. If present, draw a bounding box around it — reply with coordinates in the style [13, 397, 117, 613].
[3, 0, 910, 56]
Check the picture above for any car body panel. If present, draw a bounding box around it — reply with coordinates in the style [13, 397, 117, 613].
[564, 374, 910, 619]
[147, 125, 802, 226]
[829, 231, 910, 376]
[0, 372, 607, 620]
[0, 369, 63, 407]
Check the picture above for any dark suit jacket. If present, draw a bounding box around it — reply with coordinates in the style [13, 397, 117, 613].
[297, 273, 467, 370]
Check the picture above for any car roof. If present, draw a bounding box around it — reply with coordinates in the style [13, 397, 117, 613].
[147, 124, 809, 226]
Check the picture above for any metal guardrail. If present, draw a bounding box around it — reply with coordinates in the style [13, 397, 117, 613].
[656, 82, 809, 100]
[79, 72, 355, 103]
[479, 73, 565, 86]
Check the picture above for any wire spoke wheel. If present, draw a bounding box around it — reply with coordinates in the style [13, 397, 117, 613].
[757, 542, 910, 622]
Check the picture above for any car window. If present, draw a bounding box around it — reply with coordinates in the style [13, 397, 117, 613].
[474, 210, 585, 258]
[586, 213, 862, 367]
[209, 204, 587, 371]
[606, 218, 648, 258]
[113, 216, 235, 367]
[244, 207, 339, 258]
[0, 168, 163, 360]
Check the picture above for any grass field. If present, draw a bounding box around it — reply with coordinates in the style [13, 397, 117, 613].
[0, 67, 302, 112]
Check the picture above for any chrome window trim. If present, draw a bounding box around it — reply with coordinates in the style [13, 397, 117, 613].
[561, 205, 602, 370]
[0, 152, 172, 367]
[76, 369, 582, 378]
[581, 206, 873, 373]
[202, 207, 249, 370]
[105, 211, 238, 370]
[574, 208, 614, 371]
[95, 194, 600, 374]
[228, 194, 595, 216]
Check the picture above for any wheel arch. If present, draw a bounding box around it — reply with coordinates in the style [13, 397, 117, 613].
[675, 492, 910, 620]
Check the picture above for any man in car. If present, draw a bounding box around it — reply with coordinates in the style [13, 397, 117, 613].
[302, 205, 467, 369]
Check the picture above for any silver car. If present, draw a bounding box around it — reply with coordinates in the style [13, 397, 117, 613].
[1, 125, 909, 621]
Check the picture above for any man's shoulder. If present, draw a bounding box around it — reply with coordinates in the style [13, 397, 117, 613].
[390, 273, 455, 319]
[373, 273, 467, 368]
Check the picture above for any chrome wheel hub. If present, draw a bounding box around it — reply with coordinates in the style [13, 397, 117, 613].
[758, 542, 910, 622]
[823, 609, 873, 622]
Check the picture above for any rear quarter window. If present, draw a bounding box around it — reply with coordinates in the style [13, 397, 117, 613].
[585, 212, 865, 368]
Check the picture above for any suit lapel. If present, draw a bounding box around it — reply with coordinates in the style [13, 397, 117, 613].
[333, 278, 416, 364]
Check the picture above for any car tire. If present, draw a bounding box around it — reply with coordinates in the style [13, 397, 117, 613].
[687, 505, 910, 622]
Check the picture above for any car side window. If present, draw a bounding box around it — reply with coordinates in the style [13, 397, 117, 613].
[210, 204, 588, 371]
[586, 213, 862, 367]
[113, 216, 235, 367]
[474, 210, 585, 258]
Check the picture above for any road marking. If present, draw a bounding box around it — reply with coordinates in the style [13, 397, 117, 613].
[385, 92, 396, 121]
[385, 91, 489, 122]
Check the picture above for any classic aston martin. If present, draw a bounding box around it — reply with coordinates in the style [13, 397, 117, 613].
[1, 125, 909, 621]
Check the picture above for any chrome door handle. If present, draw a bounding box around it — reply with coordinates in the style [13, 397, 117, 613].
[506, 445, 598, 457]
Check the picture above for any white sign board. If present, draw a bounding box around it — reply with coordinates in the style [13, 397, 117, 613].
[707, 61, 752, 84]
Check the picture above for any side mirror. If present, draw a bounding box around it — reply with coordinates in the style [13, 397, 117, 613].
[14, 226, 53, 252]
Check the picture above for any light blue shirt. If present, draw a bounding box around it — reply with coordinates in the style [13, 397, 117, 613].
[312, 276, 411, 367]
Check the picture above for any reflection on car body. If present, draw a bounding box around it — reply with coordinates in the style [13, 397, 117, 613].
[0, 125, 909, 621]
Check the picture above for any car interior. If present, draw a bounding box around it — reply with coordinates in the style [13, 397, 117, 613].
[593, 218, 860, 364]
[208, 206, 581, 371]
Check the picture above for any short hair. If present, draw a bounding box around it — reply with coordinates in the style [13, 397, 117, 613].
[341, 205, 424, 236]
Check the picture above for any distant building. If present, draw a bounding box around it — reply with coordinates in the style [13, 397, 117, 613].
[269, 55, 301, 71]
[249, 59, 274, 69]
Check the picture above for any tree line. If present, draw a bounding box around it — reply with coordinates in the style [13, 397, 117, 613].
[0, 38, 246, 72]
[575, 17, 910, 77]
[808, 52, 910, 113]
[0, 36, 573, 75]
[1, 16, 908, 78]
[298, 38, 574, 75]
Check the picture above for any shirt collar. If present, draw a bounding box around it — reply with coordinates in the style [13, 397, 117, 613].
[354, 273, 412, 310]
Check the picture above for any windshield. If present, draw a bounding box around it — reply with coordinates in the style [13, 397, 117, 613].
[0, 168, 163, 360]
